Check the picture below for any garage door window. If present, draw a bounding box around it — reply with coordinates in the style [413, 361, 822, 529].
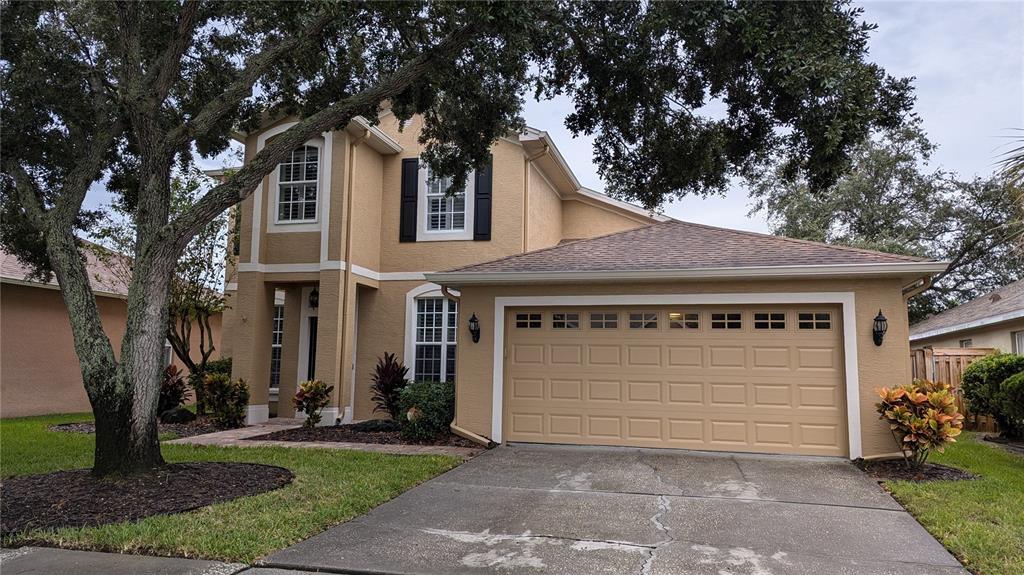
[711, 312, 742, 329]
[798, 312, 832, 330]
[629, 312, 658, 329]
[668, 312, 699, 329]
[590, 312, 618, 329]
[754, 312, 786, 330]
[415, 297, 457, 382]
[552, 312, 580, 329]
[515, 313, 542, 328]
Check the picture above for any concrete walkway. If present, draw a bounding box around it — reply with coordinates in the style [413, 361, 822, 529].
[0, 547, 244, 575]
[167, 418, 482, 459]
[262, 444, 969, 575]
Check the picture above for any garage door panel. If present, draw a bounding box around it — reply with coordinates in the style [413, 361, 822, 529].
[505, 305, 847, 456]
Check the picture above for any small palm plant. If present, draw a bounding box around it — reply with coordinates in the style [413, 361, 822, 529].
[371, 352, 410, 420]
[876, 379, 964, 470]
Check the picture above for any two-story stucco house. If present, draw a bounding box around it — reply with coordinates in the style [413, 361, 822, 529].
[222, 111, 947, 460]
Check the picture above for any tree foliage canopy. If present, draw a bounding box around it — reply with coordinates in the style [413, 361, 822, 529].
[0, 0, 914, 474]
[750, 122, 1024, 322]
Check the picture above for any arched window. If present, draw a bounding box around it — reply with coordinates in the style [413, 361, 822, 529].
[277, 145, 319, 222]
[413, 295, 458, 382]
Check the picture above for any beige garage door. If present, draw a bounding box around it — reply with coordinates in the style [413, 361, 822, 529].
[504, 304, 847, 456]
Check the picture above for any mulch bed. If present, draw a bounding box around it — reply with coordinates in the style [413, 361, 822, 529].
[0, 462, 293, 536]
[50, 415, 223, 439]
[247, 424, 480, 448]
[856, 458, 976, 482]
[983, 434, 1024, 455]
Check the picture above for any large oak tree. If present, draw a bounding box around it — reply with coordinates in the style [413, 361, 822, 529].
[0, 0, 912, 475]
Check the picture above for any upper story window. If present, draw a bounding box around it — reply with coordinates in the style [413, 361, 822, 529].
[277, 145, 319, 222]
[417, 164, 475, 241]
[426, 174, 465, 231]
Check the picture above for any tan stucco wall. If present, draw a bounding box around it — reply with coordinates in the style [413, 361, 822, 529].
[450, 277, 915, 458]
[561, 199, 650, 239]
[1, 283, 222, 418]
[912, 317, 1024, 353]
[527, 164, 563, 251]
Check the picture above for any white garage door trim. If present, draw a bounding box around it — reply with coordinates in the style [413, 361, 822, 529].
[492, 292, 862, 459]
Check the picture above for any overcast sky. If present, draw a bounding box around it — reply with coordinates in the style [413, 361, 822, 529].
[522, 1, 1024, 232]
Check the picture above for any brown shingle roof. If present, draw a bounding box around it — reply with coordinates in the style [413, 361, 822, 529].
[445, 220, 931, 274]
[910, 280, 1024, 339]
[1, 242, 130, 297]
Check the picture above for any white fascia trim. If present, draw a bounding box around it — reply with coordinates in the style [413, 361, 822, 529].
[520, 130, 581, 190]
[350, 116, 403, 154]
[236, 261, 429, 282]
[910, 308, 1024, 341]
[429, 262, 950, 285]
[490, 292, 863, 460]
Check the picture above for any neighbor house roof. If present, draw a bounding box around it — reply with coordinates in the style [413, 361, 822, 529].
[1, 242, 130, 298]
[910, 280, 1024, 341]
[426, 220, 947, 285]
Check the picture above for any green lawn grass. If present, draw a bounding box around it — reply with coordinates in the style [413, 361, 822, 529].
[1, 412, 460, 562]
[885, 433, 1024, 575]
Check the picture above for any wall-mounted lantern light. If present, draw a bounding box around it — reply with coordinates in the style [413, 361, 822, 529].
[309, 288, 319, 309]
[468, 313, 481, 343]
[872, 309, 888, 346]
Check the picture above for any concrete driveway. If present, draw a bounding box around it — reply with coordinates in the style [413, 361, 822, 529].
[260, 444, 967, 575]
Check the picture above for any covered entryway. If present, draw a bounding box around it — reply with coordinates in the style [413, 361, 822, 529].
[504, 304, 848, 456]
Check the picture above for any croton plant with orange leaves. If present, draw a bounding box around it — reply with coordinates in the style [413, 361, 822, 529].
[876, 379, 964, 470]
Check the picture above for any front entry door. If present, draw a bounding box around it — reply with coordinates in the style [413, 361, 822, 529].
[307, 316, 318, 380]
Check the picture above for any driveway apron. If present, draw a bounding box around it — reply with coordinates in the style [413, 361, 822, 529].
[263, 444, 967, 575]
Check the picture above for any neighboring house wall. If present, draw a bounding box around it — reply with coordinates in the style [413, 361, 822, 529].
[1, 283, 222, 418]
[451, 276, 914, 459]
[912, 318, 1024, 353]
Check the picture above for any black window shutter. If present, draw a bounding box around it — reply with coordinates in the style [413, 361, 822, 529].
[399, 158, 418, 243]
[473, 155, 493, 241]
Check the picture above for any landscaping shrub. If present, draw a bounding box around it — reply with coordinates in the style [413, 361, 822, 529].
[203, 373, 250, 428]
[961, 353, 1024, 438]
[1001, 371, 1024, 428]
[876, 379, 964, 469]
[158, 365, 189, 418]
[398, 381, 455, 441]
[188, 357, 232, 415]
[371, 352, 410, 420]
[293, 380, 333, 429]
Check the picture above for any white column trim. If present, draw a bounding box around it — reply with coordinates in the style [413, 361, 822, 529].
[490, 292, 863, 459]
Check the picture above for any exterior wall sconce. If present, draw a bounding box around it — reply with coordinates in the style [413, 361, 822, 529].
[309, 288, 319, 309]
[872, 309, 888, 346]
[468, 313, 481, 343]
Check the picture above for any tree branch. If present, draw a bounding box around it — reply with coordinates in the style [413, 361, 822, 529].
[148, 0, 201, 107]
[165, 23, 480, 248]
[161, 9, 337, 155]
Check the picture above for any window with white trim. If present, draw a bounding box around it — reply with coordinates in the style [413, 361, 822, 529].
[270, 304, 284, 390]
[1014, 331, 1024, 354]
[959, 338, 973, 349]
[277, 145, 319, 222]
[414, 297, 458, 382]
[754, 312, 786, 330]
[426, 173, 465, 231]
[629, 312, 658, 329]
[552, 312, 580, 329]
[711, 312, 742, 329]
[590, 312, 618, 329]
[668, 311, 699, 330]
[798, 312, 831, 330]
[515, 312, 541, 328]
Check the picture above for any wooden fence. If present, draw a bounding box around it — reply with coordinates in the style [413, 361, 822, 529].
[909, 347, 997, 432]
